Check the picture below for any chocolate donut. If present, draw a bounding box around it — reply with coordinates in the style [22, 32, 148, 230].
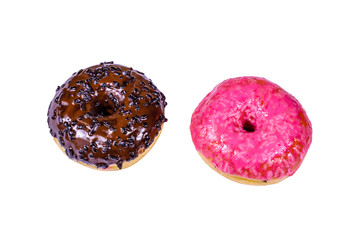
[47, 62, 167, 170]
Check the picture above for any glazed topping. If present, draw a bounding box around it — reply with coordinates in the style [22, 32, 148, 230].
[47, 62, 167, 169]
[190, 77, 312, 181]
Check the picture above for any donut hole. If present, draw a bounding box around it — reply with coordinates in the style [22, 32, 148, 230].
[242, 120, 256, 132]
[92, 101, 115, 117]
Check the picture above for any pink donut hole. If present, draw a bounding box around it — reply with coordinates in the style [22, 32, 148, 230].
[242, 119, 256, 132]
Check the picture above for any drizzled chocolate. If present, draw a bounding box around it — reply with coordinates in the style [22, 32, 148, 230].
[47, 62, 167, 169]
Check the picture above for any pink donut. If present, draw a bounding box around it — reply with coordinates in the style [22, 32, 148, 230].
[190, 76, 312, 185]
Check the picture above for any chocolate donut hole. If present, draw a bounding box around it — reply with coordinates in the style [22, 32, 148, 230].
[92, 101, 115, 118]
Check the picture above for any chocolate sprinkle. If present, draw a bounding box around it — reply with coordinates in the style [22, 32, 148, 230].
[47, 62, 167, 169]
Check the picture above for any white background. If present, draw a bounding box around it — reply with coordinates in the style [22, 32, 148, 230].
[1, 1, 359, 239]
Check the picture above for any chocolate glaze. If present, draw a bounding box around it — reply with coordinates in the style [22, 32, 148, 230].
[47, 62, 167, 169]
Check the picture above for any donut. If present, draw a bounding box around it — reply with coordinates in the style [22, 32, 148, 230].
[47, 62, 167, 170]
[190, 76, 312, 185]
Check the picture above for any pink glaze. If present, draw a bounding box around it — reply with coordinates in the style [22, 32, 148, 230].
[190, 77, 312, 182]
